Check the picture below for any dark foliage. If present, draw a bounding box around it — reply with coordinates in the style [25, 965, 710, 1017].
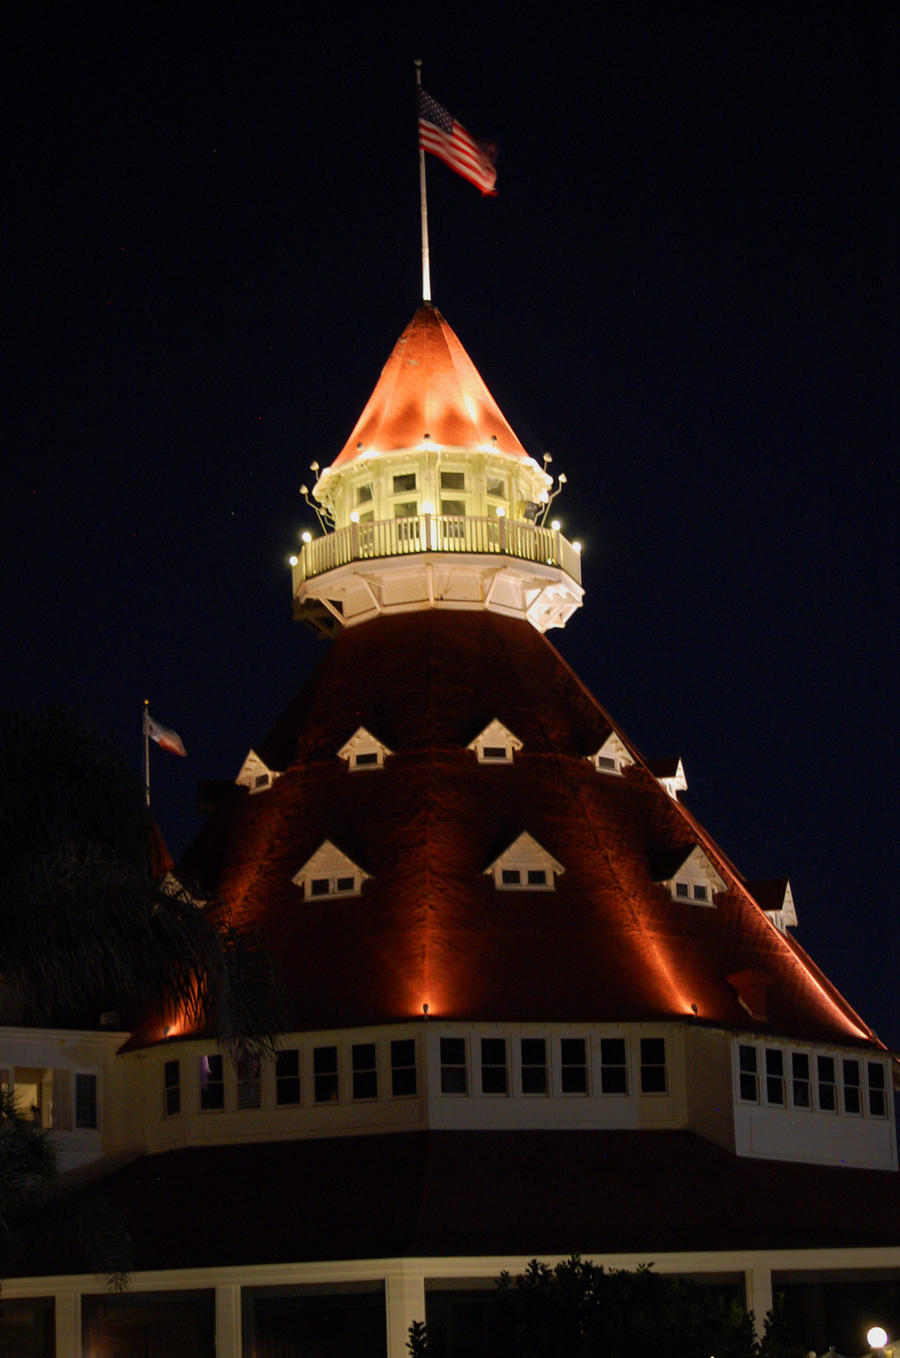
[0, 705, 283, 1053]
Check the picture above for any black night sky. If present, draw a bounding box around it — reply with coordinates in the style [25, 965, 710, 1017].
[7, 6, 896, 1053]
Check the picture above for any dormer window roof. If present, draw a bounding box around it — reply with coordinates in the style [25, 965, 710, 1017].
[747, 878, 798, 932]
[338, 726, 393, 771]
[235, 749, 281, 794]
[647, 756, 687, 798]
[485, 832, 564, 891]
[292, 840, 370, 899]
[468, 719, 523, 765]
[587, 731, 634, 775]
[654, 844, 725, 906]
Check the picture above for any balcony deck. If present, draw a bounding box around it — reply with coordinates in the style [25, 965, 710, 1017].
[293, 514, 582, 587]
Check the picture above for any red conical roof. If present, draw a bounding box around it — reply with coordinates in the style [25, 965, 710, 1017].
[330, 304, 531, 468]
[179, 611, 878, 1048]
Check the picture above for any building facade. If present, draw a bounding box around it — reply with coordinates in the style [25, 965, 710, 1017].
[3, 304, 898, 1357]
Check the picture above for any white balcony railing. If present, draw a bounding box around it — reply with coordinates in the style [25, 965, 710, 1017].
[293, 514, 582, 587]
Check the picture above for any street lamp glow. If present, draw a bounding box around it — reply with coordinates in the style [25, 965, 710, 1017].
[867, 1327, 889, 1350]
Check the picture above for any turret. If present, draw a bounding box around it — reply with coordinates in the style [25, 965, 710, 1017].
[291, 304, 583, 635]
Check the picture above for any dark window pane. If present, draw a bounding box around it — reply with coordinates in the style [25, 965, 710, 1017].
[740, 1073, 758, 1101]
[481, 1039, 506, 1065]
[441, 1038, 465, 1065]
[641, 1038, 666, 1065]
[527, 869, 547, 885]
[392, 1067, 417, 1097]
[441, 1066, 467, 1094]
[561, 1038, 585, 1064]
[314, 1046, 337, 1074]
[276, 1049, 301, 1106]
[441, 472, 466, 490]
[521, 1038, 545, 1064]
[310, 878, 330, 896]
[739, 1045, 757, 1073]
[393, 472, 417, 493]
[521, 1066, 547, 1094]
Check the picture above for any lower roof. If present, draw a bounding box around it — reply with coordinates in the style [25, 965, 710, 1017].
[19, 1130, 900, 1277]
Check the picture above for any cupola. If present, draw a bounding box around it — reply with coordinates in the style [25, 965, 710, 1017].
[291, 305, 583, 636]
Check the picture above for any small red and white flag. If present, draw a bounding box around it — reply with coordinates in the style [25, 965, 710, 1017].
[417, 87, 497, 196]
[146, 714, 187, 757]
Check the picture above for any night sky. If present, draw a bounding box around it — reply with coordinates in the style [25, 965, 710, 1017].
[7, 7, 896, 1054]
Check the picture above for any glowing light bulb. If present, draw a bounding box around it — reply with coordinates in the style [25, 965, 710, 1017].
[301, 531, 312, 544]
[350, 510, 359, 523]
[551, 519, 560, 532]
[867, 1328, 888, 1350]
[496, 506, 505, 517]
[422, 501, 435, 515]
[573, 541, 582, 553]
[288, 555, 298, 567]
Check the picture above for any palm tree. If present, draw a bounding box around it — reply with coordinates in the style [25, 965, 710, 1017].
[0, 704, 282, 1052]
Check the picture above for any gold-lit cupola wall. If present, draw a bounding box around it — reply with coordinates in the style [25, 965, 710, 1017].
[293, 305, 584, 636]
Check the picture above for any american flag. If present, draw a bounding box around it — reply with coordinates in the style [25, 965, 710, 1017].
[417, 88, 497, 196]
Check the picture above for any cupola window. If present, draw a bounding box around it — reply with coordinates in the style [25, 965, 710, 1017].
[393, 472, 417, 494]
[654, 844, 725, 906]
[356, 483, 373, 504]
[234, 749, 281, 794]
[485, 831, 564, 891]
[588, 731, 634, 776]
[440, 471, 466, 491]
[337, 726, 392, 771]
[292, 840, 369, 899]
[468, 719, 523, 765]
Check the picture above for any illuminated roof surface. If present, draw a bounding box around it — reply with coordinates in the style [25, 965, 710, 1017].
[330, 303, 531, 468]
[178, 610, 877, 1048]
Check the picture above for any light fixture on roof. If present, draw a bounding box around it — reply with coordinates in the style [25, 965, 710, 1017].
[551, 519, 561, 532]
[539, 470, 568, 526]
[301, 532, 312, 544]
[299, 482, 332, 532]
[288, 554, 298, 567]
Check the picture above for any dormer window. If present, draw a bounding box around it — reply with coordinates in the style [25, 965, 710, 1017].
[647, 757, 687, 799]
[338, 726, 392, 771]
[747, 878, 798, 932]
[486, 832, 564, 891]
[234, 750, 281, 794]
[588, 732, 634, 776]
[468, 719, 523, 765]
[293, 840, 369, 899]
[654, 844, 725, 906]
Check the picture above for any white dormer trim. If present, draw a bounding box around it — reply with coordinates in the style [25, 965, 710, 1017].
[235, 749, 281, 794]
[749, 879, 798, 932]
[587, 731, 634, 776]
[485, 831, 564, 891]
[656, 845, 725, 907]
[337, 726, 393, 771]
[649, 757, 687, 798]
[292, 840, 370, 900]
[467, 719, 523, 765]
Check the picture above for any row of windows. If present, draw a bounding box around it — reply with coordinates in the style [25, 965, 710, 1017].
[439, 1035, 667, 1097]
[162, 1035, 670, 1116]
[737, 1045, 888, 1117]
[164, 1039, 418, 1117]
[359, 471, 507, 500]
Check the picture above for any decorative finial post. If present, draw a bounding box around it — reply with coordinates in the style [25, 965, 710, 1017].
[414, 59, 432, 302]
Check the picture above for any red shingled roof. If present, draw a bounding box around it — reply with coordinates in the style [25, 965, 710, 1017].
[329, 304, 531, 468]
[175, 610, 878, 1049]
[21, 1131, 899, 1275]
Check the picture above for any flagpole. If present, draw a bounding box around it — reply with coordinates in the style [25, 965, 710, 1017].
[414, 59, 432, 302]
[142, 699, 151, 807]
